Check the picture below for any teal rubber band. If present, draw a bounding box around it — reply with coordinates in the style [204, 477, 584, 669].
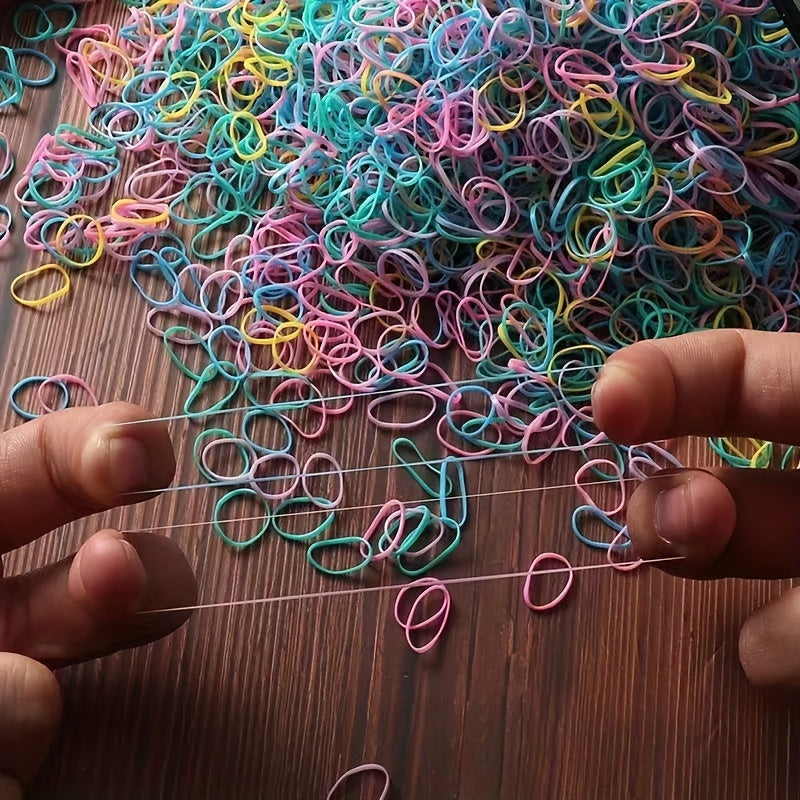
[394, 514, 462, 577]
[184, 362, 241, 418]
[391, 437, 451, 498]
[163, 325, 210, 381]
[272, 496, 336, 542]
[212, 488, 271, 550]
[306, 536, 373, 576]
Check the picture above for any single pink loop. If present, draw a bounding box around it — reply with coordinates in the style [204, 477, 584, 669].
[520, 407, 567, 465]
[268, 380, 331, 439]
[38, 373, 98, 413]
[325, 764, 390, 800]
[523, 552, 574, 612]
[393, 577, 451, 654]
[607, 528, 642, 572]
[573, 458, 626, 516]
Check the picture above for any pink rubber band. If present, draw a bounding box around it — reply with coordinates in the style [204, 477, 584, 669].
[326, 764, 390, 800]
[523, 552, 574, 612]
[393, 577, 451, 654]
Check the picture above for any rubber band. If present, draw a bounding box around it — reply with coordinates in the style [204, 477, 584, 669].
[194, 428, 255, 483]
[6, 0, 800, 591]
[212, 488, 271, 550]
[37, 373, 97, 412]
[272, 496, 336, 542]
[301, 452, 344, 509]
[573, 458, 626, 516]
[250, 453, 301, 502]
[607, 528, 642, 572]
[393, 577, 451, 653]
[523, 552, 574, 611]
[10, 263, 70, 308]
[326, 764, 389, 800]
[9, 375, 69, 420]
[306, 536, 374, 577]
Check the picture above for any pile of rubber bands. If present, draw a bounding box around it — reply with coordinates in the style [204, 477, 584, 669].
[6, 0, 800, 645]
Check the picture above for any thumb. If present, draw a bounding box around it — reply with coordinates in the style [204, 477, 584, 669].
[0, 653, 61, 798]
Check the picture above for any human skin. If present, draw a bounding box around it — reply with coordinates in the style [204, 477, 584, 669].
[592, 328, 800, 690]
[0, 402, 195, 800]
[4, 328, 800, 796]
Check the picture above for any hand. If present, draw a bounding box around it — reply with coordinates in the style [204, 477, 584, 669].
[592, 328, 800, 690]
[0, 402, 196, 799]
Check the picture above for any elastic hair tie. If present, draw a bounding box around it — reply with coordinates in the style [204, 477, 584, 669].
[393, 577, 451, 654]
[326, 764, 389, 800]
[212, 488, 271, 550]
[607, 528, 643, 572]
[10, 263, 71, 308]
[523, 552, 574, 611]
[301, 451, 344, 509]
[306, 536, 374, 577]
[9, 375, 69, 420]
[38, 373, 97, 412]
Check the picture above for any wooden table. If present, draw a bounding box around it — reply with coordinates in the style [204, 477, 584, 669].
[0, 4, 797, 798]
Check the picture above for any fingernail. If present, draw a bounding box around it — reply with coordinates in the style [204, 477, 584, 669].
[654, 481, 695, 547]
[103, 433, 156, 494]
[592, 361, 636, 403]
[74, 530, 125, 588]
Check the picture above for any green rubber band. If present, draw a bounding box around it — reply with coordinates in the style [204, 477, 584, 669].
[306, 536, 373, 576]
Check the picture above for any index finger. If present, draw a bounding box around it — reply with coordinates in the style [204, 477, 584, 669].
[0, 402, 175, 553]
[591, 329, 800, 445]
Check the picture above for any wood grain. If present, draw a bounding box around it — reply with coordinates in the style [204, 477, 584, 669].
[0, 6, 797, 799]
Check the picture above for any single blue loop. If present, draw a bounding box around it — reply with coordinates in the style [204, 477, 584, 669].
[571, 504, 624, 550]
[439, 457, 467, 527]
[12, 48, 57, 86]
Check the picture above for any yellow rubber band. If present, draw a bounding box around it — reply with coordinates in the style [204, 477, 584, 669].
[744, 128, 799, 158]
[272, 322, 320, 375]
[110, 200, 170, 226]
[241, 306, 303, 345]
[157, 70, 201, 121]
[55, 215, 105, 268]
[10, 263, 71, 308]
[640, 55, 696, 82]
[679, 72, 732, 105]
[478, 76, 527, 132]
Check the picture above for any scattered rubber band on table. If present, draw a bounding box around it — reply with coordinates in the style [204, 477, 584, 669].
[393, 577, 451, 653]
[9, 375, 69, 420]
[37, 373, 98, 411]
[523, 552, 575, 612]
[325, 763, 390, 800]
[4, 0, 800, 588]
